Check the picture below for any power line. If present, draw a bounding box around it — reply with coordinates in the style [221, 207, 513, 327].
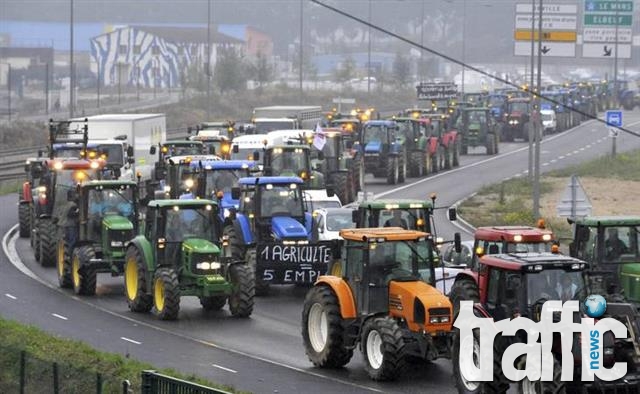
[310, 0, 640, 138]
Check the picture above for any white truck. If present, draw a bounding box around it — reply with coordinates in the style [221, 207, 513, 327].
[69, 114, 166, 181]
[252, 106, 322, 133]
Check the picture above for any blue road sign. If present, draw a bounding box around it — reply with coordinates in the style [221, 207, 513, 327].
[606, 110, 623, 127]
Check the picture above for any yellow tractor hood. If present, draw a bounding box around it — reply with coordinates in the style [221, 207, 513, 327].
[388, 280, 453, 332]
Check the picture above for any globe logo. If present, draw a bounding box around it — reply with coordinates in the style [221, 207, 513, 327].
[584, 294, 607, 318]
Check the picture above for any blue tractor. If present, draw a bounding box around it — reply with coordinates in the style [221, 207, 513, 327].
[223, 176, 335, 294]
[359, 120, 406, 185]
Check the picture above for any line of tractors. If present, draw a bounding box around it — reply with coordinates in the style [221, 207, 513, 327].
[14, 96, 640, 392]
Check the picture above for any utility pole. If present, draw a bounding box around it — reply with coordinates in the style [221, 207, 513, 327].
[96, 62, 100, 108]
[117, 63, 122, 104]
[7, 64, 11, 122]
[367, 0, 372, 96]
[420, 0, 425, 82]
[533, 0, 543, 220]
[528, 0, 535, 181]
[461, 0, 466, 95]
[45, 61, 49, 114]
[206, 0, 211, 120]
[613, 0, 619, 106]
[69, 0, 74, 118]
[299, 0, 304, 98]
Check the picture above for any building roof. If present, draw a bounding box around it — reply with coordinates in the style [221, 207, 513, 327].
[129, 25, 243, 45]
[0, 46, 53, 61]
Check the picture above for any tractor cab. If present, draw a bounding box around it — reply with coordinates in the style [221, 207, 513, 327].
[471, 225, 554, 269]
[230, 134, 267, 161]
[359, 120, 406, 185]
[303, 228, 453, 381]
[457, 107, 499, 155]
[262, 130, 324, 189]
[188, 132, 232, 159]
[349, 199, 435, 233]
[327, 118, 362, 139]
[310, 127, 359, 203]
[154, 155, 221, 198]
[569, 216, 640, 303]
[152, 140, 206, 162]
[486, 93, 508, 120]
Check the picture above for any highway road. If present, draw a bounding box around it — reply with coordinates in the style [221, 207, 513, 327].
[2, 110, 640, 393]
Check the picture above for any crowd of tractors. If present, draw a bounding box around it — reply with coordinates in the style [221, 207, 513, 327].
[13, 90, 640, 392]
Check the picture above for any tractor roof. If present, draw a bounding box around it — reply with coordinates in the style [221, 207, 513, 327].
[82, 180, 137, 188]
[475, 226, 554, 242]
[462, 107, 490, 111]
[573, 216, 640, 226]
[330, 118, 361, 124]
[148, 199, 218, 209]
[480, 252, 587, 272]
[164, 140, 203, 145]
[355, 199, 433, 209]
[508, 97, 531, 103]
[340, 227, 430, 242]
[364, 120, 396, 127]
[238, 176, 303, 185]
[191, 160, 256, 170]
[168, 155, 221, 165]
[392, 117, 418, 122]
[46, 158, 105, 170]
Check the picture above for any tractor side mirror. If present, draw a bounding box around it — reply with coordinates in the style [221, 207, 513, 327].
[345, 140, 353, 149]
[66, 189, 78, 202]
[448, 207, 457, 221]
[149, 146, 157, 155]
[352, 210, 359, 225]
[252, 151, 260, 161]
[326, 186, 335, 198]
[454, 232, 462, 253]
[231, 187, 241, 200]
[127, 157, 135, 164]
[38, 150, 44, 158]
[126, 146, 134, 157]
[317, 151, 324, 160]
[233, 145, 239, 154]
[568, 242, 576, 256]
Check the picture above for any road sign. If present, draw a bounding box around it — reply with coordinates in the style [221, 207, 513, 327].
[515, 14, 577, 30]
[332, 98, 355, 104]
[606, 110, 623, 127]
[416, 82, 457, 100]
[582, 43, 631, 58]
[584, 14, 633, 26]
[516, 4, 578, 14]
[585, 1, 633, 12]
[556, 175, 592, 218]
[514, 41, 576, 57]
[582, 27, 632, 43]
[608, 127, 619, 138]
[514, 30, 577, 42]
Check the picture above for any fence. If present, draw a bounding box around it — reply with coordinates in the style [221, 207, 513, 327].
[141, 371, 230, 394]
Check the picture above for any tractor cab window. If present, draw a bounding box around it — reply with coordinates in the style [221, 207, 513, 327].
[57, 168, 100, 187]
[177, 166, 198, 195]
[505, 241, 551, 254]
[368, 240, 432, 284]
[509, 102, 530, 113]
[487, 269, 522, 320]
[378, 209, 426, 230]
[259, 184, 303, 217]
[575, 226, 597, 261]
[481, 240, 502, 255]
[325, 211, 354, 232]
[601, 226, 640, 262]
[269, 148, 308, 175]
[87, 187, 135, 239]
[468, 111, 486, 124]
[95, 143, 124, 167]
[362, 125, 386, 144]
[165, 206, 215, 243]
[164, 144, 203, 157]
[204, 169, 242, 196]
[230, 147, 259, 161]
[527, 269, 585, 306]
[321, 136, 340, 158]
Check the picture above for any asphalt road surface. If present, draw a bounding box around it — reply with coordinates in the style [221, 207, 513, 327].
[2, 110, 640, 393]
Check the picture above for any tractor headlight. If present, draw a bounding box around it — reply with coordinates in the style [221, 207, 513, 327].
[223, 208, 231, 218]
[110, 241, 124, 248]
[196, 262, 221, 270]
[429, 316, 450, 324]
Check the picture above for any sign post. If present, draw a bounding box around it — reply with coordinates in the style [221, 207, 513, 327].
[606, 110, 622, 157]
[556, 175, 593, 220]
[513, 3, 578, 57]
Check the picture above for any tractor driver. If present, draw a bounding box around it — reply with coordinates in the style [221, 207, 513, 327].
[384, 210, 409, 229]
[605, 228, 628, 261]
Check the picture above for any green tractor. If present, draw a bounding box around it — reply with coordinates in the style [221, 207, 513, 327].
[569, 216, 640, 303]
[124, 199, 254, 320]
[457, 107, 499, 155]
[57, 180, 139, 295]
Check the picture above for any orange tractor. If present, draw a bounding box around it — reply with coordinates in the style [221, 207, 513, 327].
[301, 228, 456, 381]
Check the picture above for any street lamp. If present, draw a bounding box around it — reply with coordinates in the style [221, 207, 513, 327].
[367, 0, 372, 96]
[69, 0, 75, 118]
[206, 0, 211, 119]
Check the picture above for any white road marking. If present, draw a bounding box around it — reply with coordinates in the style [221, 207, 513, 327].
[542, 162, 550, 166]
[212, 364, 237, 373]
[5, 293, 17, 300]
[52, 313, 68, 321]
[121, 337, 141, 345]
[558, 155, 565, 159]
[573, 150, 580, 154]
[586, 144, 591, 148]
[579, 147, 585, 151]
[550, 159, 557, 163]
[566, 153, 572, 156]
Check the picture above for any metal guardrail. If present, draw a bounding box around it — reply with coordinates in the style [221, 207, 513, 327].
[141, 371, 231, 394]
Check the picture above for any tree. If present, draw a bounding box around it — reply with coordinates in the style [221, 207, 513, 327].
[248, 52, 273, 94]
[334, 57, 356, 84]
[392, 52, 411, 89]
[213, 47, 248, 94]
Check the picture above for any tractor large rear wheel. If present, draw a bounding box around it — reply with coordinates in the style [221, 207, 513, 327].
[361, 316, 407, 381]
[486, 133, 496, 155]
[18, 203, 30, 238]
[32, 220, 41, 262]
[56, 239, 72, 289]
[153, 268, 180, 320]
[331, 172, 350, 205]
[386, 157, 399, 185]
[302, 285, 353, 368]
[223, 226, 244, 260]
[519, 358, 565, 394]
[246, 248, 269, 296]
[409, 151, 423, 177]
[39, 218, 57, 267]
[200, 296, 227, 311]
[449, 277, 480, 319]
[228, 262, 255, 318]
[124, 247, 153, 313]
[398, 154, 406, 183]
[452, 328, 510, 393]
[71, 246, 97, 296]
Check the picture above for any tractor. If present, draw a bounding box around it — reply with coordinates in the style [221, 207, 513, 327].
[456, 107, 499, 155]
[471, 225, 555, 259]
[420, 113, 461, 171]
[151, 140, 206, 163]
[449, 251, 640, 393]
[151, 154, 221, 199]
[224, 176, 335, 294]
[56, 180, 139, 295]
[359, 120, 406, 185]
[261, 131, 325, 189]
[30, 158, 105, 267]
[568, 216, 640, 304]
[311, 127, 359, 204]
[18, 157, 46, 238]
[188, 130, 232, 159]
[486, 93, 508, 121]
[124, 199, 254, 320]
[348, 198, 437, 234]
[301, 228, 455, 381]
[392, 116, 433, 177]
[502, 97, 531, 142]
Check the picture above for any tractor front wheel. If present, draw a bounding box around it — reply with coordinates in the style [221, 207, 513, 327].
[246, 248, 269, 296]
[398, 153, 406, 183]
[223, 226, 244, 261]
[153, 268, 180, 320]
[301, 285, 353, 368]
[39, 218, 57, 267]
[18, 203, 30, 238]
[56, 239, 72, 288]
[331, 172, 350, 205]
[228, 262, 255, 318]
[452, 328, 510, 393]
[361, 316, 407, 381]
[409, 151, 423, 177]
[71, 246, 97, 296]
[124, 247, 153, 313]
[519, 358, 565, 394]
[449, 277, 480, 319]
[200, 296, 227, 311]
[486, 133, 496, 155]
[386, 157, 399, 185]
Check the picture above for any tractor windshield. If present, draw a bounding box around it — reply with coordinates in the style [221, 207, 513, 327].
[488, 96, 506, 106]
[260, 183, 304, 217]
[230, 147, 259, 161]
[368, 240, 435, 283]
[395, 121, 414, 139]
[269, 148, 308, 175]
[164, 144, 203, 157]
[377, 209, 428, 231]
[362, 125, 387, 144]
[504, 241, 552, 254]
[88, 186, 135, 218]
[165, 206, 216, 242]
[204, 169, 244, 195]
[321, 135, 340, 158]
[509, 102, 530, 113]
[56, 168, 101, 187]
[95, 143, 124, 167]
[526, 269, 587, 305]
[601, 226, 640, 262]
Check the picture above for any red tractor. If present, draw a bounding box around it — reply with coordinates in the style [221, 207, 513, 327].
[472, 225, 555, 258]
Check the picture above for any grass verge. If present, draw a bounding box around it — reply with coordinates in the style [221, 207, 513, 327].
[0, 317, 240, 393]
